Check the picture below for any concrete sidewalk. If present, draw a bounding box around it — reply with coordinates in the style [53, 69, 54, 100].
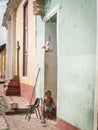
[0, 115, 8, 130]
[0, 84, 57, 130]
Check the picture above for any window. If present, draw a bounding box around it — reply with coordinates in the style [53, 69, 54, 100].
[23, 1, 28, 76]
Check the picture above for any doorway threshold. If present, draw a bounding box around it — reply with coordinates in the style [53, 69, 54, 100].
[46, 119, 57, 129]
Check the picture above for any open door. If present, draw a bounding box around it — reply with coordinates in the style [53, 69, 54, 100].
[44, 14, 57, 107]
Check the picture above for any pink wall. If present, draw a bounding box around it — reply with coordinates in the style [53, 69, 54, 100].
[20, 83, 35, 103]
[0, 75, 5, 78]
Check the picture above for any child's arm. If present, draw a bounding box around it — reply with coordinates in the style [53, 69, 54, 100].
[52, 97, 56, 108]
[41, 98, 45, 105]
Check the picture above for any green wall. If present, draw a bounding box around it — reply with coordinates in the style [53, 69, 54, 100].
[36, 16, 45, 98]
[36, 0, 97, 129]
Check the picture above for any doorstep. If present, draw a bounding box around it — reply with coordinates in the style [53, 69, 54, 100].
[46, 119, 57, 129]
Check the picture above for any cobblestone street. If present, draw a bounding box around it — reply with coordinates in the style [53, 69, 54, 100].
[0, 84, 57, 130]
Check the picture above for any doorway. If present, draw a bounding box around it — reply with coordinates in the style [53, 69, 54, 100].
[44, 14, 57, 107]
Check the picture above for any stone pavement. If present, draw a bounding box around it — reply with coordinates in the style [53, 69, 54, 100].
[0, 84, 57, 130]
[5, 114, 56, 130]
[0, 116, 8, 130]
[0, 84, 8, 130]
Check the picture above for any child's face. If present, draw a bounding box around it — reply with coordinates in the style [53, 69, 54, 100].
[47, 92, 51, 97]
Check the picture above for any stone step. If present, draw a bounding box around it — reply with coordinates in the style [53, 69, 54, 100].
[4, 75, 20, 96]
[7, 85, 20, 88]
[9, 82, 19, 85]
[9, 79, 19, 82]
[6, 90, 20, 96]
[6, 88, 20, 91]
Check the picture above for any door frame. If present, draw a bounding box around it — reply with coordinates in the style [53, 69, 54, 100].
[43, 4, 61, 114]
[94, 1, 98, 129]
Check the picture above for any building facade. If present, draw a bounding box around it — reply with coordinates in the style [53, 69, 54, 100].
[15, 0, 36, 102]
[2, 0, 98, 130]
[2, 0, 36, 101]
[35, 0, 97, 130]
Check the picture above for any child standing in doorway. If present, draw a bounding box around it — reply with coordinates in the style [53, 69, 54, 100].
[41, 90, 56, 122]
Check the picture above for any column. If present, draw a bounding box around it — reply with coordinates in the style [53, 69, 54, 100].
[6, 21, 12, 79]
[10, 11, 16, 76]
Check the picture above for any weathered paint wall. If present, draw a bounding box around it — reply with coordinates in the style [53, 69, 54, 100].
[36, 0, 97, 130]
[16, 0, 36, 101]
[16, 0, 36, 85]
[57, 0, 96, 130]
